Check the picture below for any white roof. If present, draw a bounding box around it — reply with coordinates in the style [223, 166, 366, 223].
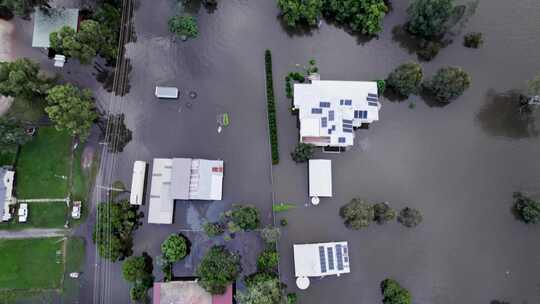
[130, 161, 147, 205]
[155, 86, 179, 99]
[294, 241, 351, 278]
[147, 158, 224, 224]
[308, 160, 332, 197]
[294, 80, 380, 147]
[1, 169, 15, 221]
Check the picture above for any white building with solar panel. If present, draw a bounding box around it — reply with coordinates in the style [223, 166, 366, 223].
[147, 158, 224, 224]
[293, 80, 381, 148]
[293, 241, 351, 289]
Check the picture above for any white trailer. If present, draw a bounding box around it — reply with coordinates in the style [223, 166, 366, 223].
[130, 161, 147, 205]
[155, 86, 179, 99]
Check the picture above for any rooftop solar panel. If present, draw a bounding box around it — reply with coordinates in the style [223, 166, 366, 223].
[343, 119, 353, 124]
[319, 246, 327, 273]
[344, 99, 352, 106]
[336, 244, 344, 271]
[367, 96, 378, 102]
[312, 108, 323, 114]
[321, 117, 328, 127]
[327, 247, 335, 270]
[363, 111, 368, 119]
[368, 93, 378, 98]
[329, 111, 335, 121]
[343, 128, 353, 133]
[338, 137, 346, 143]
[368, 102, 378, 107]
[320, 101, 331, 108]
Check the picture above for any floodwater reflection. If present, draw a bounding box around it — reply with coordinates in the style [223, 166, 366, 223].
[476, 89, 539, 139]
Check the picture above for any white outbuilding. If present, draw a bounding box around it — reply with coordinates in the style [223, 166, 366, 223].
[308, 159, 332, 201]
[129, 161, 147, 205]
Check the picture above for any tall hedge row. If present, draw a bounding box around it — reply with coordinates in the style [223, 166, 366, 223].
[265, 50, 279, 165]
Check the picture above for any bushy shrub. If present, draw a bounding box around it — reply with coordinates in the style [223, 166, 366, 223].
[513, 192, 540, 223]
[373, 202, 396, 224]
[261, 226, 281, 244]
[223, 204, 261, 231]
[376, 79, 386, 94]
[422, 66, 471, 102]
[417, 40, 441, 61]
[161, 234, 189, 262]
[265, 50, 279, 164]
[280, 218, 288, 226]
[397, 207, 423, 228]
[464, 32, 483, 48]
[381, 278, 412, 304]
[203, 222, 225, 237]
[287, 293, 298, 304]
[257, 248, 280, 272]
[386, 62, 423, 97]
[168, 15, 198, 39]
[291, 143, 315, 163]
[339, 198, 374, 229]
[196, 246, 241, 294]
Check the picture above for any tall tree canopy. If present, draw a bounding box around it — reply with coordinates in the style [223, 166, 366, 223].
[0, 0, 49, 16]
[423, 66, 471, 102]
[161, 234, 189, 262]
[50, 20, 103, 64]
[0, 117, 30, 150]
[0, 58, 53, 100]
[339, 198, 374, 229]
[196, 246, 241, 294]
[406, 0, 454, 39]
[381, 279, 412, 304]
[277, 0, 323, 28]
[236, 274, 284, 304]
[386, 62, 424, 97]
[45, 84, 97, 140]
[323, 0, 388, 35]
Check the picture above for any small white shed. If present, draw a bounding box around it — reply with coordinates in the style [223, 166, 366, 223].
[130, 161, 147, 205]
[308, 159, 332, 198]
[155, 86, 179, 99]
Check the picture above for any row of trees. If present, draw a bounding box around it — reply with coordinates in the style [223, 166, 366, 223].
[340, 198, 423, 229]
[277, 0, 388, 36]
[386, 62, 471, 103]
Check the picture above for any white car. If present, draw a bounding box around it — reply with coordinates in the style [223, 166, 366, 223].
[71, 201, 82, 219]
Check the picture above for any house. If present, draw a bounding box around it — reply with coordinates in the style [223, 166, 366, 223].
[1, 168, 16, 222]
[293, 241, 351, 289]
[293, 80, 380, 148]
[32, 8, 79, 48]
[148, 158, 224, 224]
[153, 281, 233, 304]
[308, 159, 332, 203]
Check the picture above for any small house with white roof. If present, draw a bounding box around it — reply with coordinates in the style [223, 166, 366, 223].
[1, 168, 16, 222]
[293, 80, 381, 148]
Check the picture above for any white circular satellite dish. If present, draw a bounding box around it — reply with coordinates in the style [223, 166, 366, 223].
[296, 277, 310, 290]
[311, 196, 320, 206]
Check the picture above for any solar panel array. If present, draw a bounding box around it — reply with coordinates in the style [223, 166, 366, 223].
[327, 247, 335, 270]
[321, 117, 328, 128]
[335, 244, 344, 271]
[312, 108, 322, 114]
[339, 99, 352, 106]
[354, 110, 368, 119]
[319, 246, 327, 273]
[320, 101, 331, 108]
[338, 137, 346, 143]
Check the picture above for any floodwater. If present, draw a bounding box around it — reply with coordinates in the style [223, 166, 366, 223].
[108, 0, 540, 303]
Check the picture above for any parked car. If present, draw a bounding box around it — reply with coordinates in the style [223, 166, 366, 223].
[71, 201, 82, 219]
[18, 203, 28, 223]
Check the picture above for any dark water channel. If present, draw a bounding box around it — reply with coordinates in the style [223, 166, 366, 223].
[112, 0, 540, 303]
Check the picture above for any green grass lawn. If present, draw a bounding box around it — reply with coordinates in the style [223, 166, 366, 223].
[15, 127, 72, 199]
[62, 237, 85, 302]
[0, 203, 68, 230]
[0, 238, 64, 290]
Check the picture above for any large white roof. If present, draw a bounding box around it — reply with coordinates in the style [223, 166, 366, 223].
[294, 241, 351, 277]
[294, 80, 380, 147]
[308, 159, 332, 197]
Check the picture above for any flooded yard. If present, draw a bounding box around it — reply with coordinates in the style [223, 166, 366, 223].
[90, 0, 540, 302]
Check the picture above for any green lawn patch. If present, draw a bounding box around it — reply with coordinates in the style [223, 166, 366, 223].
[264, 49, 279, 165]
[62, 237, 85, 302]
[71, 146, 89, 202]
[273, 203, 296, 212]
[0, 203, 67, 230]
[15, 127, 72, 199]
[0, 238, 64, 290]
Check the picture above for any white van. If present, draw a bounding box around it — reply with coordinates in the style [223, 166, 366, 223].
[155, 86, 179, 99]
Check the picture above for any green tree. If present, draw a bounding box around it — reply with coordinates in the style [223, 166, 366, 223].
[196, 246, 241, 294]
[322, 0, 388, 35]
[380, 278, 412, 304]
[203, 222, 225, 237]
[45, 84, 97, 140]
[0, 117, 30, 150]
[223, 204, 261, 231]
[513, 192, 540, 224]
[93, 2, 121, 64]
[257, 248, 280, 273]
[406, 0, 454, 39]
[373, 202, 396, 225]
[92, 200, 143, 261]
[0, 0, 49, 16]
[386, 62, 423, 97]
[277, 0, 323, 28]
[527, 73, 540, 97]
[423, 66, 471, 102]
[291, 143, 315, 163]
[260, 226, 281, 244]
[236, 274, 284, 304]
[50, 20, 103, 64]
[122, 254, 153, 283]
[0, 58, 53, 100]
[339, 198, 374, 229]
[161, 234, 189, 262]
[397, 207, 423, 228]
[168, 15, 199, 39]
[463, 32, 483, 48]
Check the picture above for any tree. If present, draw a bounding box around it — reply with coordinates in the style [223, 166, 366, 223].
[397, 207, 423, 228]
[257, 248, 280, 273]
[513, 192, 540, 224]
[463, 32, 483, 48]
[291, 143, 315, 163]
[386, 62, 423, 97]
[0, 0, 49, 16]
[168, 15, 199, 39]
[203, 222, 225, 237]
[423, 66, 471, 102]
[196, 246, 241, 294]
[373, 202, 396, 225]
[92, 200, 143, 261]
[260, 226, 281, 244]
[0, 117, 30, 150]
[236, 274, 284, 304]
[527, 73, 540, 97]
[339, 198, 374, 229]
[322, 0, 388, 35]
[0, 58, 53, 100]
[102, 114, 132, 153]
[122, 254, 153, 283]
[161, 234, 189, 262]
[277, 0, 323, 28]
[45, 84, 97, 140]
[93, 2, 121, 64]
[380, 278, 412, 304]
[406, 0, 454, 39]
[49, 20, 103, 64]
[223, 204, 260, 231]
